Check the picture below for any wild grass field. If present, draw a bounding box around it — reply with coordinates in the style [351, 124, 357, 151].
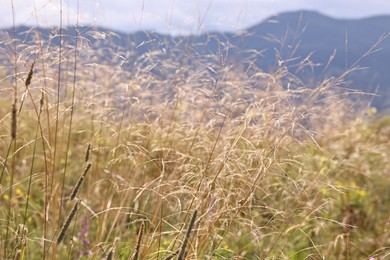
[1, 11, 390, 260]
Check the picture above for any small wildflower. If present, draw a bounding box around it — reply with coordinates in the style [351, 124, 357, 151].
[79, 216, 92, 257]
[355, 189, 367, 198]
[15, 188, 23, 196]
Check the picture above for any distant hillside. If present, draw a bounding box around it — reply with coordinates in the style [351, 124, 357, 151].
[237, 11, 390, 109]
[1, 10, 389, 110]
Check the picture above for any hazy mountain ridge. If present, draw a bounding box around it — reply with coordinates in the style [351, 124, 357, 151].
[1, 10, 389, 110]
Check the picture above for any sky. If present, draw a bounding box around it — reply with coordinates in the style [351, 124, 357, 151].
[1, 0, 390, 35]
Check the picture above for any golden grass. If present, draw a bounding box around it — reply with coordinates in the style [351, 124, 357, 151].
[0, 21, 389, 260]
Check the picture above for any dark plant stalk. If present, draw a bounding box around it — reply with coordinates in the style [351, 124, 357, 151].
[177, 210, 198, 260]
[106, 237, 119, 260]
[31, 4, 52, 259]
[106, 250, 114, 260]
[18, 61, 35, 115]
[85, 143, 91, 163]
[4, 1, 18, 258]
[14, 250, 21, 260]
[22, 62, 39, 228]
[132, 221, 145, 260]
[23, 112, 40, 226]
[70, 162, 92, 200]
[57, 200, 81, 244]
[0, 142, 12, 184]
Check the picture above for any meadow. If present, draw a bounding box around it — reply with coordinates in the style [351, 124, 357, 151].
[1, 20, 390, 260]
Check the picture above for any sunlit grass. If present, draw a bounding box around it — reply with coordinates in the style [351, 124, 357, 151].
[0, 19, 390, 260]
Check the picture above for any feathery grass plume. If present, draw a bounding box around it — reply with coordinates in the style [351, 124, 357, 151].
[85, 143, 91, 162]
[131, 221, 145, 260]
[14, 224, 27, 260]
[57, 200, 81, 244]
[16, 224, 28, 247]
[11, 101, 17, 139]
[39, 91, 44, 114]
[18, 61, 35, 115]
[70, 162, 92, 200]
[25, 61, 35, 87]
[177, 210, 198, 260]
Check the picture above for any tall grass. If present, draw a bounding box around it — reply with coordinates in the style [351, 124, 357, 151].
[1, 5, 390, 260]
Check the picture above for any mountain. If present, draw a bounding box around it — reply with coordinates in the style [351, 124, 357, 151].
[1, 11, 389, 110]
[239, 11, 390, 108]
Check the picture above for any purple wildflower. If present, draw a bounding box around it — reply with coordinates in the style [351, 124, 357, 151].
[79, 216, 92, 257]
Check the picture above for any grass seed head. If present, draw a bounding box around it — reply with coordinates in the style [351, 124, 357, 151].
[57, 200, 81, 244]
